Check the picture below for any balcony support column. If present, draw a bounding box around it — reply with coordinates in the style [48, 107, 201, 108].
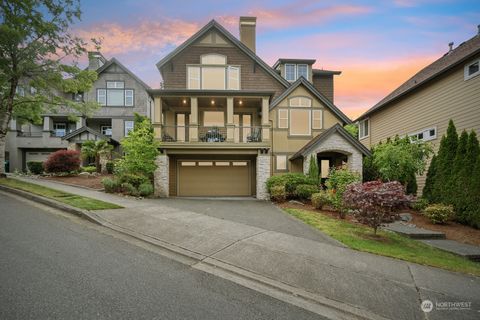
[153, 97, 162, 139]
[189, 97, 198, 142]
[226, 97, 234, 142]
[261, 97, 270, 142]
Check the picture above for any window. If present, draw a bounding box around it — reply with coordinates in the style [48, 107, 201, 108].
[320, 160, 330, 178]
[72, 92, 83, 102]
[101, 126, 112, 136]
[312, 110, 322, 129]
[227, 66, 240, 90]
[15, 86, 25, 97]
[106, 81, 124, 88]
[181, 161, 196, 166]
[125, 90, 134, 106]
[359, 119, 369, 139]
[289, 97, 312, 108]
[276, 155, 287, 171]
[203, 111, 224, 126]
[187, 54, 240, 90]
[409, 127, 437, 142]
[278, 109, 288, 128]
[53, 123, 66, 137]
[30, 87, 37, 95]
[285, 64, 296, 81]
[297, 64, 308, 79]
[198, 161, 213, 166]
[465, 59, 480, 80]
[290, 109, 311, 136]
[232, 161, 248, 166]
[124, 120, 134, 136]
[97, 89, 106, 105]
[188, 66, 201, 89]
[215, 161, 230, 166]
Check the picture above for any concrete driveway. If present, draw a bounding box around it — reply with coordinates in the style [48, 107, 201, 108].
[160, 198, 342, 246]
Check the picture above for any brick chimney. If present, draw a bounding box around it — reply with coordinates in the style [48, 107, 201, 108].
[239, 16, 256, 53]
[87, 51, 107, 70]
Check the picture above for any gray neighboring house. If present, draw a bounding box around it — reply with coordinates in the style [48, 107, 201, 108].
[5, 52, 153, 172]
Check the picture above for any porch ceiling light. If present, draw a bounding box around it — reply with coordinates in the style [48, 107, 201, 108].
[239, 100, 243, 105]
[182, 99, 187, 104]
[211, 99, 215, 105]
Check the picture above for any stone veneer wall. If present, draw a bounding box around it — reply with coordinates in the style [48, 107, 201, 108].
[154, 154, 169, 197]
[302, 132, 363, 179]
[256, 153, 271, 200]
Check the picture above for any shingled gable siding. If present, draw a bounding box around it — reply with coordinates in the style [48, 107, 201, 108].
[161, 46, 285, 99]
[360, 55, 480, 194]
[313, 74, 334, 103]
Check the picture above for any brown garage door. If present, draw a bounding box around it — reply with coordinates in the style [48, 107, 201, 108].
[178, 160, 251, 196]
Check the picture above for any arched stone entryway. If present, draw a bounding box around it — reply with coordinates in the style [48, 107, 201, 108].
[317, 150, 349, 181]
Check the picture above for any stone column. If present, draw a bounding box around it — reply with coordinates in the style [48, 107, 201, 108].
[189, 97, 198, 142]
[153, 97, 162, 139]
[43, 116, 52, 131]
[303, 153, 311, 175]
[256, 151, 271, 200]
[154, 154, 169, 197]
[226, 97, 234, 142]
[261, 97, 270, 142]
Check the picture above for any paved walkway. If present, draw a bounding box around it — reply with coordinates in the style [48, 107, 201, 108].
[8, 176, 480, 320]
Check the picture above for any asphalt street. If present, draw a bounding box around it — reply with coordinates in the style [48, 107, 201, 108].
[0, 192, 324, 320]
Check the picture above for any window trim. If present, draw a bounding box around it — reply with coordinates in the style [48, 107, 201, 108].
[358, 118, 370, 139]
[297, 64, 309, 80]
[125, 89, 134, 106]
[312, 109, 323, 129]
[289, 109, 312, 136]
[464, 59, 480, 80]
[285, 64, 297, 82]
[187, 64, 241, 90]
[277, 109, 289, 129]
[200, 53, 227, 65]
[289, 96, 312, 108]
[275, 154, 288, 171]
[124, 120, 134, 136]
[409, 126, 437, 142]
[97, 89, 106, 105]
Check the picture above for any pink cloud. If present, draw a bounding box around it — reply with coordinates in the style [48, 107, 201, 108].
[75, 19, 199, 56]
[219, 2, 372, 30]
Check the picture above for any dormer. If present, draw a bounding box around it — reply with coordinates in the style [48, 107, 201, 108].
[273, 59, 316, 83]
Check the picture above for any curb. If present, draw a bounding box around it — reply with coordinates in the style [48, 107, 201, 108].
[0, 184, 391, 320]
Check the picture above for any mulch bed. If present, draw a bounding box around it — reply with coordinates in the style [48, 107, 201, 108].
[277, 200, 480, 246]
[41, 174, 112, 190]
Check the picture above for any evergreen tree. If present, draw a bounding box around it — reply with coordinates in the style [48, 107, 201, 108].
[462, 131, 480, 226]
[308, 154, 320, 184]
[466, 154, 480, 229]
[432, 120, 458, 203]
[451, 131, 469, 219]
[422, 154, 437, 202]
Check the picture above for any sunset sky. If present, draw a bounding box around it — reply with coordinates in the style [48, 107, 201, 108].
[73, 0, 479, 119]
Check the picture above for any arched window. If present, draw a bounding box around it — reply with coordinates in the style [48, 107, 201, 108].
[289, 97, 312, 108]
[201, 54, 226, 65]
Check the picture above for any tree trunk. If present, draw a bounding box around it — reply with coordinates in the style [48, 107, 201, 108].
[95, 155, 100, 173]
[0, 134, 7, 178]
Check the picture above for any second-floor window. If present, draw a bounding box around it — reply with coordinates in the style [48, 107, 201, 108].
[53, 123, 66, 137]
[285, 64, 308, 81]
[465, 59, 480, 80]
[97, 81, 134, 107]
[359, 119, 369, 139]
[124, 120, 134, 136]
[187, 54, 240, 90]
[101, 125, 112, 136]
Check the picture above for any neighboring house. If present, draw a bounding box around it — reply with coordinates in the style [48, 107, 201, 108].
[356, 29, 480, 194]
[151, 17, 370, 199]
[5, 52, 152, 172]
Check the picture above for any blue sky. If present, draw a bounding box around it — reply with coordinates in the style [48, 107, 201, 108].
[72, 0, 480, 117]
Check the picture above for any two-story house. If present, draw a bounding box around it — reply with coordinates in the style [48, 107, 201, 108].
[356, 28, 480, 194]
[5, 52, 152, 171]
[151, 17, 370, 199]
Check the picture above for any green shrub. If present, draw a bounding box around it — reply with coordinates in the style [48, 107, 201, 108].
[121, 182, 139, 196]
[102, 177, 121, 193]
[295, 184, 320, 200]
[81, 166, 97, 174]
[412, 198, 429, 211]
[266, 173, 315, 197]
[119, 173, 149, 188]
[270, 185, 286, 202]
[138, 182, 154, 197]
[106, 161, 114, 174]
[326, 168, 361, 211]
[311, 191, 331, 209]
[423, 204, 454, 224]
[27, 161, 44, 174]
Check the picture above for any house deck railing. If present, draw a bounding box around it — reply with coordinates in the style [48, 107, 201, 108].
[160, 125, 262, 143]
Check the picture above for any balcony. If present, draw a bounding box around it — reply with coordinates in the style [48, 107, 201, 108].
[161, 125, 263, 143]
[17, 131, 43, 137]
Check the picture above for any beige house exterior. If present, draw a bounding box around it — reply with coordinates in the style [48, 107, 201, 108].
[357, 32, 480, 194]
[151, 17, 370, 199]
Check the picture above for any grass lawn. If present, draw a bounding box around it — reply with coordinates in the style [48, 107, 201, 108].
[285, 208, 480, 276]
[0, 178, 123, 210]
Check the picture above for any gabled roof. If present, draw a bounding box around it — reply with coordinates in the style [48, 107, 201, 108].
[272, 58, 317, 69]
[356, 34, 480, 121]
[62, 126, 119, 145]
[96, 58, 151, 91]
[291, 124, 371, 160]
[269, 77, 352, 124]
[155, 19, 290, 88]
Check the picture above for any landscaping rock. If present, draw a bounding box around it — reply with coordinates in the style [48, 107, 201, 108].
[288, 200, 304, 206]
[421, 239, 480, 262]
[399, 212, 412, 222]
[383, 221, 446, 239]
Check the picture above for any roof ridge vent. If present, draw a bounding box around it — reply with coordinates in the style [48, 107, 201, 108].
[448, 42, 454, 53]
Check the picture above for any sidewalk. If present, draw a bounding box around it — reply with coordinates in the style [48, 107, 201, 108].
[8, 176, 480, 320]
